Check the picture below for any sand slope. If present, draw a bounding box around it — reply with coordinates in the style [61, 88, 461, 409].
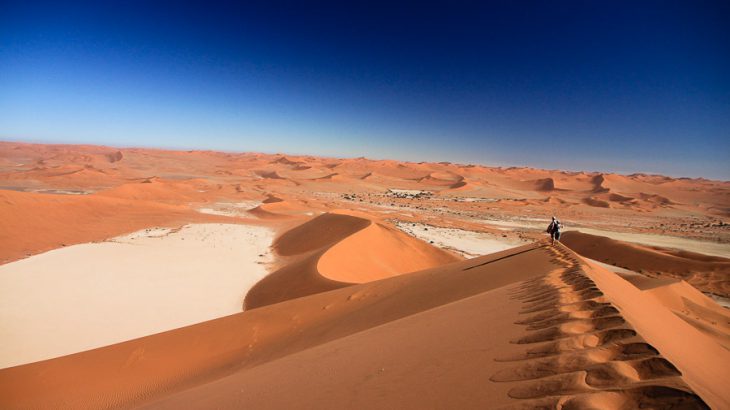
[317, 215, 460, 283]
[1, 235, 723, 408]
[562, 230, 730, 297]
[0, 189, 229, 264]
[244, 212, 460, 308]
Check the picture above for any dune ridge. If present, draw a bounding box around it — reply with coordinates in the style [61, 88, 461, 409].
[562, 231, 730, 297]
[245, 211, 460, 308]
[0, 227, 723, 408]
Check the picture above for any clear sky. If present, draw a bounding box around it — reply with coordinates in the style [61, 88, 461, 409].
[1, 1, 728, 179]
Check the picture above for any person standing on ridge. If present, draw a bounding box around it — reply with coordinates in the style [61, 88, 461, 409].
[547, 216, 562, 246]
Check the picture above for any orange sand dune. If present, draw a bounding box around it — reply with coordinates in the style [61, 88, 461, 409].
[318, 215, 460, 282]
[248, 195, 315, 219]
[245, 212, 459, 308]
[96, 178, 222, 202]
[1, 239, 723, 409]
[642, 280, 730, 350]
[1, 141, 729, 409]
[562, 231, 730, 297]
[0, 189, 233, 263]
[243, 213, 370, 308]
[274, 213, 370, 256]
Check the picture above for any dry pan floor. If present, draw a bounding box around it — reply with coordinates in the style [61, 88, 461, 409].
[0, 223, 273, 369]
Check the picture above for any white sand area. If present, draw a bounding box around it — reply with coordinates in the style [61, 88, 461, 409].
[396, 222, 526, 258]
[0, 223, 273, 369]
[197, 200, 262, 217]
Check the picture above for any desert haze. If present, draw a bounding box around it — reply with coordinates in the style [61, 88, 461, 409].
[0, 141, 729, 409]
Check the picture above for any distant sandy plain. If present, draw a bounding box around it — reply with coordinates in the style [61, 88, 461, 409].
[0, 141, 728, 409]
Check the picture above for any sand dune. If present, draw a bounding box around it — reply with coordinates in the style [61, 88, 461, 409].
[533, 177, 556, 191]
[1, 142, 728, 409]
[562, 231, 730, 297]
[1, 237, 724, 409]
[395, 222, 526, 257]
[243, 213, 370, 308]
[568, 227, 730, 258]
[0, 189, 229, 264]
[318, 214, 460, 282]
[244, 212, 459, 308]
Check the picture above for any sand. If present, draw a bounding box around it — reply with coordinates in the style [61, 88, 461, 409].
[244, 212, 460, 308]
[561, 230, 730, 298]
[1, 141, 729, 409]
[581, 256, 730, 408]
[573, 227, 730, 259]
[396, 221, 526, 257]
[0, 223, 273, 369]
[1, 236, 722, 409]
[197, 201, 262, 217]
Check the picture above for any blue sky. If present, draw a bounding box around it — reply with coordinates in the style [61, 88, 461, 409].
[1, 1, 728, 179]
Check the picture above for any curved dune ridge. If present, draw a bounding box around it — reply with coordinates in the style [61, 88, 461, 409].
[417, 172, 465, 186]
[243, 213, 372, 309]
[317, 216, 460, 283]
[247, 194, 319, 219]
[583, 196, 611, 208]
[274, 212, 370, 257]
[245, 211, 460, 308]
[1, 208, 728, 409]
[562, 231, 730, 297]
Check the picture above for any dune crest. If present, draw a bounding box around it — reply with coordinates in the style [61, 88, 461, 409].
[562, 231, 730, 297]
[318, 218, 460, 283]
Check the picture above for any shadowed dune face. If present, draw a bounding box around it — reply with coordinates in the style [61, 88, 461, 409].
[243, 213, 373, 309]
[273, 213, 371, 256]
[534, 177, 556, 191]
[244, 211, 461, 308]
[561, 231, 730, 297]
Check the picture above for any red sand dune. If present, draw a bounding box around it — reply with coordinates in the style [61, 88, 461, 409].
[562, 231, 730, 297]
[1, 234, 725, 409]
[0, 189, 233, 264]
[243, 211, 457, 308]
[318, 213, 460, 282]
[1, 141, 729, 409]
